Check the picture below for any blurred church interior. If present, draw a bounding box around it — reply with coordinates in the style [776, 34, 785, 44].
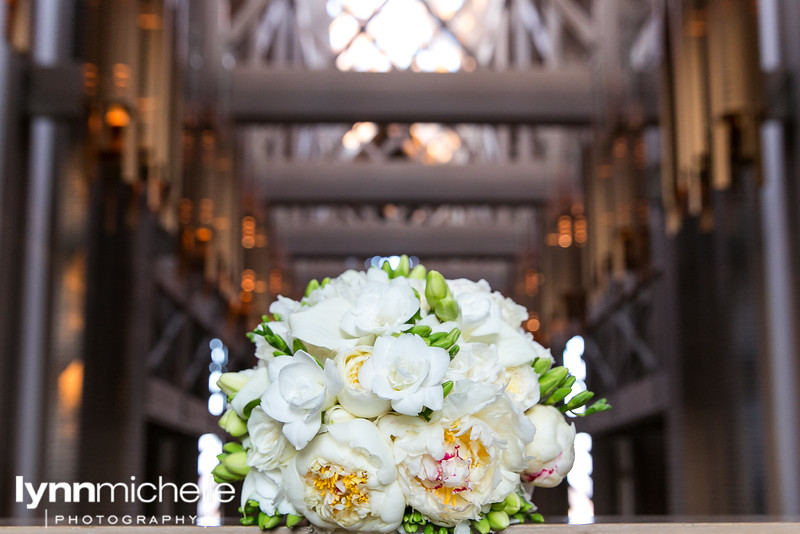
[1, 0, 800, 523]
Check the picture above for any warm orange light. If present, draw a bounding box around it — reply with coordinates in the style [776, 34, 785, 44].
[526, 318, 541, 332]
[195, 227, 212, 242]
[58, 360, 84, 412]
[104, 104, 130, 127]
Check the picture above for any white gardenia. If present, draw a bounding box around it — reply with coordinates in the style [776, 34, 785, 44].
[335, 346, 392, 418]
[284, 419, 405, 533]
[246, 406, 295, 471]
[522, 404, 576, 488]
[240, 468, 297, 516]
[340, 271, 420, 337]
[261, 351, 343, 450]
[358, 334, 450, 416]
[378, 381, 534, 530]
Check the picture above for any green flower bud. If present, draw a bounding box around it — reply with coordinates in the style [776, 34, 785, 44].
[407, 324, 432, 337]
[382, 260, 394, 276]
[487, 511, 510, 531]
[424, 524, 435, 534]
[223, 441, 245, 454]
[211, 464, 236, 483]
[502, 493, 522, 515]
[223, 450, 250, 477]
[546, 386, 572, 405]
[472, 517, 491, 534]
[448, 345, 460, 359]
[321, 277, 331, 287]
[425, 270, 449, 308]
[442, 381, 454, 398]
[412, 511, 422, 523]
[396, 255, 411, 277]
[530, 513, 544, 523]
[217, 372, 251, 396]
[533, 357, 552, 375]
[258, 512, 281, 530]
[409, 264, 427, 279]
[564, 390, 594, 411]
[219, 409, 248, 437]
[245, 499, 261, 514]
[240, 515, 257, 526]
[304, 279, 320, 297]
[285, 514, 303, 528]
[490, 501, 505, 511]
[403, 523, 419, 533]
[431, 327, 461, 349]
[434, 296, 460, 322]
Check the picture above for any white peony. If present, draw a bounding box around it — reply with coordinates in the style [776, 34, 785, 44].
[261, 351, 343, 450]
[522, 404, 576, 488]
[305, 269, 368, 306]
[240, 468, 296, 516]
[246, 406, 295, 471]
[340, 274, 420, 338]
[323, 405, 358, 425]
[358, 334, 449, 416]
[334, 346, 392, 418]
[284, 419, 405, 533]
[231, 366, 270, 418]
[378, 381, 534, 529]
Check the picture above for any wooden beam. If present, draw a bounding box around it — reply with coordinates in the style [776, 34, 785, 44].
[274, 224, 529, 257]
[145, 378, 220, 436]
[260, 162, 551, 204]
[575, 372, 669, 436]
[230, 68, 595, 124]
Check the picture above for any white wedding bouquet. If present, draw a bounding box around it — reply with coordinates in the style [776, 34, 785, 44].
[214, 256, 610, 533]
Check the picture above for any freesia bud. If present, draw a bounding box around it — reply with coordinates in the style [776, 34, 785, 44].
[304, 279, 320, 297]
[258, 512, 281, 530]
[434, 296, 460, 322]
[425, 270, 449, 308]
[219, 408, 248, 437]
[222, 450, 250, 476]
[223, 441, 244, 454]
[217, 372, 250, 396]
[472, 517, 491, 534]
[502, 493, 522, 515]
[533, 357, 551, 375]
[211, 463, 237, 483]
[285, 514, 303, 528]
[396, 255, 411, 277]
[409, 265, 427, 279]
[487, 511, 510, 531]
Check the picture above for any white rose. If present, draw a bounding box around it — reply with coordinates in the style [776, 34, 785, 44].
[358, 334, 449, 416]
[284, 419, 405, 533]
[261, 351, 343, 450]
[335, 346, 392, 418]
[231, 366, 270, 418]
[246, 406, 296, 471]
[492, 291, 528, 328]
[340, 275, 420, 337]
[496, 364, 541, 412]
[240, 468, 297, 516]
[522, 405, 576, 488]
[378, 381, 534, 529]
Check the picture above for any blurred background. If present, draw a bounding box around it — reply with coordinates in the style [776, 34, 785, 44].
[1, 0, 799, 525]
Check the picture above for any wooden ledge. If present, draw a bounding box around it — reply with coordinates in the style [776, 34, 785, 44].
[2, 524, 800, 533]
